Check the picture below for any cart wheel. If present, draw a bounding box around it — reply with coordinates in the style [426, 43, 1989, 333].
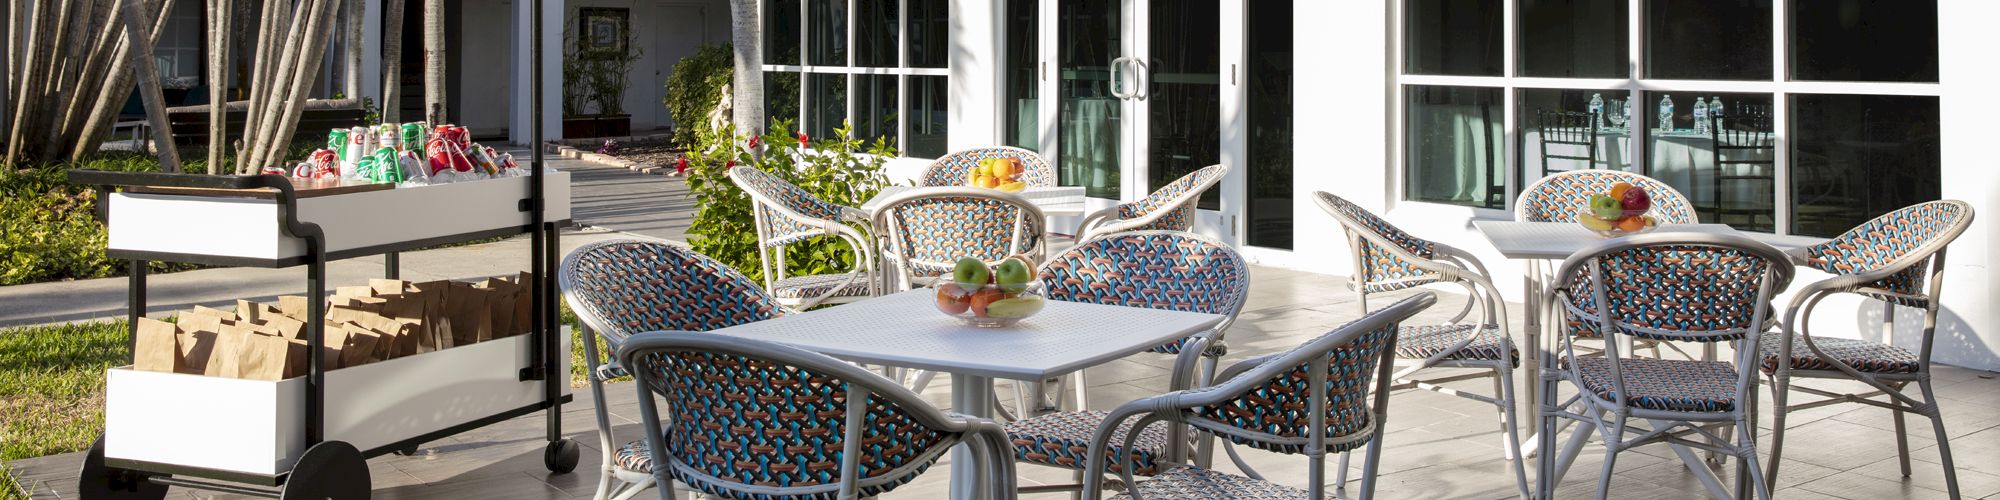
[78, 436, 168, 500]
[543, 439, 580, 474]
[279, 441, 369, 500]
[391, 444, 421, 456]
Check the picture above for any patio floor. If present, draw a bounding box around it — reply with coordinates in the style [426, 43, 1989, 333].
[11, 266, 2000, 499]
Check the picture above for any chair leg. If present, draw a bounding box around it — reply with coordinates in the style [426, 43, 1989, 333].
[1537, 379, 1561, 499]
[1919, 378, 1963, 498]
[1738, 413, 1772, 500]
[1070, 470, 1084, 500]
[1593, 447, 1618, 500]
[1360, 434, 1389, 499]
[1762, 373, 1791, 493]
[1334, 450, 1351, 496]
[1888, 381, 1912, 477]
[1495, 364, 1530, 499]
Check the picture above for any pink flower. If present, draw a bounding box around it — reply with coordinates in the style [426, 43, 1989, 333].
[747, 135, 761, 149]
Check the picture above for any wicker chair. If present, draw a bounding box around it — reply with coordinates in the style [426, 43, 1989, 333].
[558, 239, 785, 500]
[1003, 231, 1251, 494]
[1075, 293, 1437, 500]
[728, 166, 878, 311]
[870, 186, 1046, 291]
[1761, 200, 1975, 498]
[1313, 192, 1530, 498]
[616, 331, 1018, 500]
[1538, 234, 1794, 500]
[1517, 169, 1700, 361]
[921, 146, 1058, 188]
[1074, 164, 1229, 242]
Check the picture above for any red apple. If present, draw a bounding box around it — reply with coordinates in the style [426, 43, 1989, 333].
[1621, 186, 1651, 216]
[935, 284, 971, 314]
[969, 287, 1005, 317]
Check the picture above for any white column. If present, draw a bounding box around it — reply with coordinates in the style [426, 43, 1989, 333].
[362, 0, 382, 102]
[945, 0, 1000, 151]
[511, 0, 563, 145]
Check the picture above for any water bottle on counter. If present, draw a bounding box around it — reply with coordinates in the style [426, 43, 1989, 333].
[1711, 97, 1725, 121]
[1589, 93, 1605, 129]
[1658, 95, 1675, 133]
[1693, 97, 1710, 134]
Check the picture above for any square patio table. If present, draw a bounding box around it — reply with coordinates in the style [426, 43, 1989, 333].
[859, 185, 1088, 217]
[708, 288, 1226, 499]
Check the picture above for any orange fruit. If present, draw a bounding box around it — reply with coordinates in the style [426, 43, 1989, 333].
[935, 284, 971, 314]
[1608, 182, 1633, 201]
[1615, 215, 1646, 232]
[969, 287, 1005, 317]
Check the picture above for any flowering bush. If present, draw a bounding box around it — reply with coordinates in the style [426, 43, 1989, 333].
[682, 119, 896, 283]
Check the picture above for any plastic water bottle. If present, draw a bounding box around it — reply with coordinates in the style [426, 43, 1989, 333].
[1693, 97, 1709, 134]
[1658, 95, 1675, 133]
[1589, 93, 1605, 129]
[1711, 97, 1725, 121]
[1625, 99, 1635, 128]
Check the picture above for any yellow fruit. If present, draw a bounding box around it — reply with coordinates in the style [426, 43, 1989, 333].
[979, 176, 1001, 189]
[1578, 213, 1615, 232]
[997, 181, 1026, 192]
[1609, 182, 1634, 201]
[1642, 215, 1659, 227]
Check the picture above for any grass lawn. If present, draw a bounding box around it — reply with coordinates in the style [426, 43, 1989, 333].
[2, 462, 24, 499]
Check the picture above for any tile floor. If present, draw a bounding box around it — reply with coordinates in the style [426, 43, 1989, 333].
[12, 266, 1999, 499]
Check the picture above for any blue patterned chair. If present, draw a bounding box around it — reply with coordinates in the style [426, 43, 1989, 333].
[615, 331, 1018, 500]
[870, 186, 1046, 291]
[1516, 169, 1697, 225]
[920, 146, 1058, 188]
[1002, 231, 1252, 494]
[1074, 164, 1229, 242]
[1760, 200, 1974, 498]
[1539, 234, 1794, 500]
[1074, 293, 1435, 500]
[1312, 192, 1530, 498]
[558, 239, 785, 500]
[728, 166, 878, 311]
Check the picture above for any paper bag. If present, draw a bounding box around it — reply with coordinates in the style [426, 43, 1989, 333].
[235, 331, 294, 381]
[202, 324, 252, 378]
[377, 292, 434, 354]
[277, 295, 311, 321]
[443, 281, 494, 346]
[134, 318, 180, 373]
[412, 280, 453, 349]
[335, 285, 376, 300]
[474, 278, 520, 339]
[514, 272, 536, 337]
[258, 313, 307, 340]
[189, 305, 236, 321]
[337, 322, 383, 368]
[371, 279, 412, 296]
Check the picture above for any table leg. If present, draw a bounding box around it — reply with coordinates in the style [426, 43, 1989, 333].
[1522, 259, 1548, 498]
[951, 374, 994, 500]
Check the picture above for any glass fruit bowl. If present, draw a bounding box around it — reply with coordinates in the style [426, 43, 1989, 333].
[1581, 213, 1660, 238]
[932, 281, 1046, 328]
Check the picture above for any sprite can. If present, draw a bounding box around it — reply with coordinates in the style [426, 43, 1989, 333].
[370, 147, 404, 183]
[326, 129, 350, 162]
[400, 122, 427, 156]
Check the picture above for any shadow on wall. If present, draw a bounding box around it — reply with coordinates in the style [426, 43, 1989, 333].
[1816, 294, 1999, 371]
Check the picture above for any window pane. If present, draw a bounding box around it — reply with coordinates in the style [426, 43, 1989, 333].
[1004, 0, 1039, 151]
[1790, 94, 1941, 237]
[1146, 0, 1220, 211]
[765, 0, 802, 65]
[906, 0, 948, 68]
[1404, 0, 1501, 76]
[1645, 0, 1772, 80]
[765, 71, 802, 127]
[1405, 85, 1504, 209]
[1791, 0, 1938, 82]
[853, 75, 898, 146]
[807, 74, 847, 140]
[907, 75, 948, 157]
[1642, 91, 1775, 231]
[808, 0, 848, 66]
[1519, 89, 1633, 188]
[1058, 0, 1121, 199]
[854, 0, 899, 67]
[1247, 0, 1293, 249]
[1519, 0, 1629, 78]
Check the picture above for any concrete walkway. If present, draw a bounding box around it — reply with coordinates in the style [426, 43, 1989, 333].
[0, 156, 691, 328]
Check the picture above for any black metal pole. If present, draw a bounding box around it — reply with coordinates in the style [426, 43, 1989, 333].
[529, 0, 559, 442]
[384, 252, 400, 279]
[306, 255, 325, 446]
[128, 260, 147, 362]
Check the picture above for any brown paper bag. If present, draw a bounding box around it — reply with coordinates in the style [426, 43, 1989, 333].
[337, 322, 383, 368]
[276, 296, 311, 321]
[474, 278, 520, 339]
[258, 314, 307, 340]
[412, 280, 453, 349]
[370, 279, 412, 296]
[443, 281, 495, 346]
[134, 318, 181, 373]
[175, 329, 218, 375]
[335, 285, 376, 299]
[190, 305, 236, 321]
[235, 331, 293, 381]
[284, 338, 311, 378]
[203, 324, 251, 378]
[514, 272, 536, 337]
[377, 293, 434, 354]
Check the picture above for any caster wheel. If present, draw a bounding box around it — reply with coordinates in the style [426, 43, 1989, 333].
[279, 441, 369, 500]
[78, 436, 168, 500]
[391, 444, 422, 456]
[543, 439, 580, 474]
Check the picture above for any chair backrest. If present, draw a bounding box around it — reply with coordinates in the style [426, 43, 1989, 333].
[1555, 233, 1794, 344]
[616, 332, 969, 499]
[1800, 200, 1974, 305]
[920, 147, 1057, 187]
[558, 239, 784, 342]
[1113, 164, 1229, 233]
[1185, 293, 1433, 455]
[872, 187, 1045, 284]
[1515, 169, 1698, 224]
[1039, 231, 1251, 352]
[1537, 109, 1599, 175]
[728, 166, 852, 247]
[1312, 192, 1442, 294]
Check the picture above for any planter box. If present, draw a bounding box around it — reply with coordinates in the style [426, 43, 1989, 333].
[106, 172, 571, 262]
[104, 331, 572, 476]
[562, 115, 631, 138]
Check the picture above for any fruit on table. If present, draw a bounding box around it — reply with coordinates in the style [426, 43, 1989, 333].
[1578, 209, 1616, 231]
[1608, 182, 1633, 201]
[1642, 215, 1659, 228]
[994, 259, 1033, 293]
[1615, 215, 1647, 232]
[970, 158, 1027, 192]
[986, 296, 1046, 319]
[969, 287, 1006, 317]
[935, 283, 972, 314]
[953, 257, 991, 290]
[1621, 186, 1652, 216]
[1588, 194, 1624, 220]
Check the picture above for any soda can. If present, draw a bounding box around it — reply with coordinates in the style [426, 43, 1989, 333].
[401, 122, 427, 156]
[326, 129, 350, 162]
[377, 124, 401, 152]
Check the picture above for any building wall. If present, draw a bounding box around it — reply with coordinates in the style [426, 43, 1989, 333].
[462, 0, 515, 135]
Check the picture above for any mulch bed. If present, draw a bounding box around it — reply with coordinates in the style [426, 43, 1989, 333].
[595, 138, 688, 173]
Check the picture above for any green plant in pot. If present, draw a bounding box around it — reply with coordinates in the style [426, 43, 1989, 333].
[561, 8, 643, 138]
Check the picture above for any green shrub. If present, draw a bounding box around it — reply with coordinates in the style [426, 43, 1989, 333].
[0, 154, 207, 286]
[683, 119, 896, 284]
[664, 43, 734, 148]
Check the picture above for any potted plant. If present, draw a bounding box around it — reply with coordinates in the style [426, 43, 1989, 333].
[561, 8, 643, 138]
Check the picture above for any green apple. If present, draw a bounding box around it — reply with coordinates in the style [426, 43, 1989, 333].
[994, 259, 1032, 293]
[1588, 194, 1624, 220]
[952, 257, 991, 290]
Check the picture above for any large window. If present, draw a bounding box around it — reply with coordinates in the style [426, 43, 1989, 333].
[765, 0, 949, 158]
[1398, 0, 1942, 237]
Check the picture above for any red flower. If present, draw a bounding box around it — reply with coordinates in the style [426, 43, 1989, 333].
[675, 157, 689, 174]
[724, 160, 736, 169]
[747, 135, 761, 149]
[797, 132, 810, 147]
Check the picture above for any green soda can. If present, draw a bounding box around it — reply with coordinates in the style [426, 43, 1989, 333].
[326, 129, 351, 161]
[400, 122, 426, 156]
[370, 147, 404, 183]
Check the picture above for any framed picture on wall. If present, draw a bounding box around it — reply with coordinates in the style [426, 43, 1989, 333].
[577, 8, 629, 55]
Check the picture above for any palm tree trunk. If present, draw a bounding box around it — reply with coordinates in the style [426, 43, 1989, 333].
[6, 0, 58, 165]
[54, 0, 122, 150]
[206, 0, 232, 172]
[119, 0, 182, 172]
[422, 0, 444, 126]
[728, 0, 763, 133]
[253, 0, 338, 172]
[379, 0, 404, 123]
[342, 0, 361, 100]
[68, 0, 171, 162]
[237, 0, 286, 167]
[242, 0, 316, 171]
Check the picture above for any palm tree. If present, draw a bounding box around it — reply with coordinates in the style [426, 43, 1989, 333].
[343, 0, 361, 101]
[379, 0, 405, 123]
[206, 0, 233, 173]
[727, 0, 762, 132]
[2, 0, 182, 167]
[423, 0, 444, 125]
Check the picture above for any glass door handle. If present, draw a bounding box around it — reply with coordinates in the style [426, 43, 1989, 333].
[1129, 59, 1150, 100]
[1109, 56, 1137, 99]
